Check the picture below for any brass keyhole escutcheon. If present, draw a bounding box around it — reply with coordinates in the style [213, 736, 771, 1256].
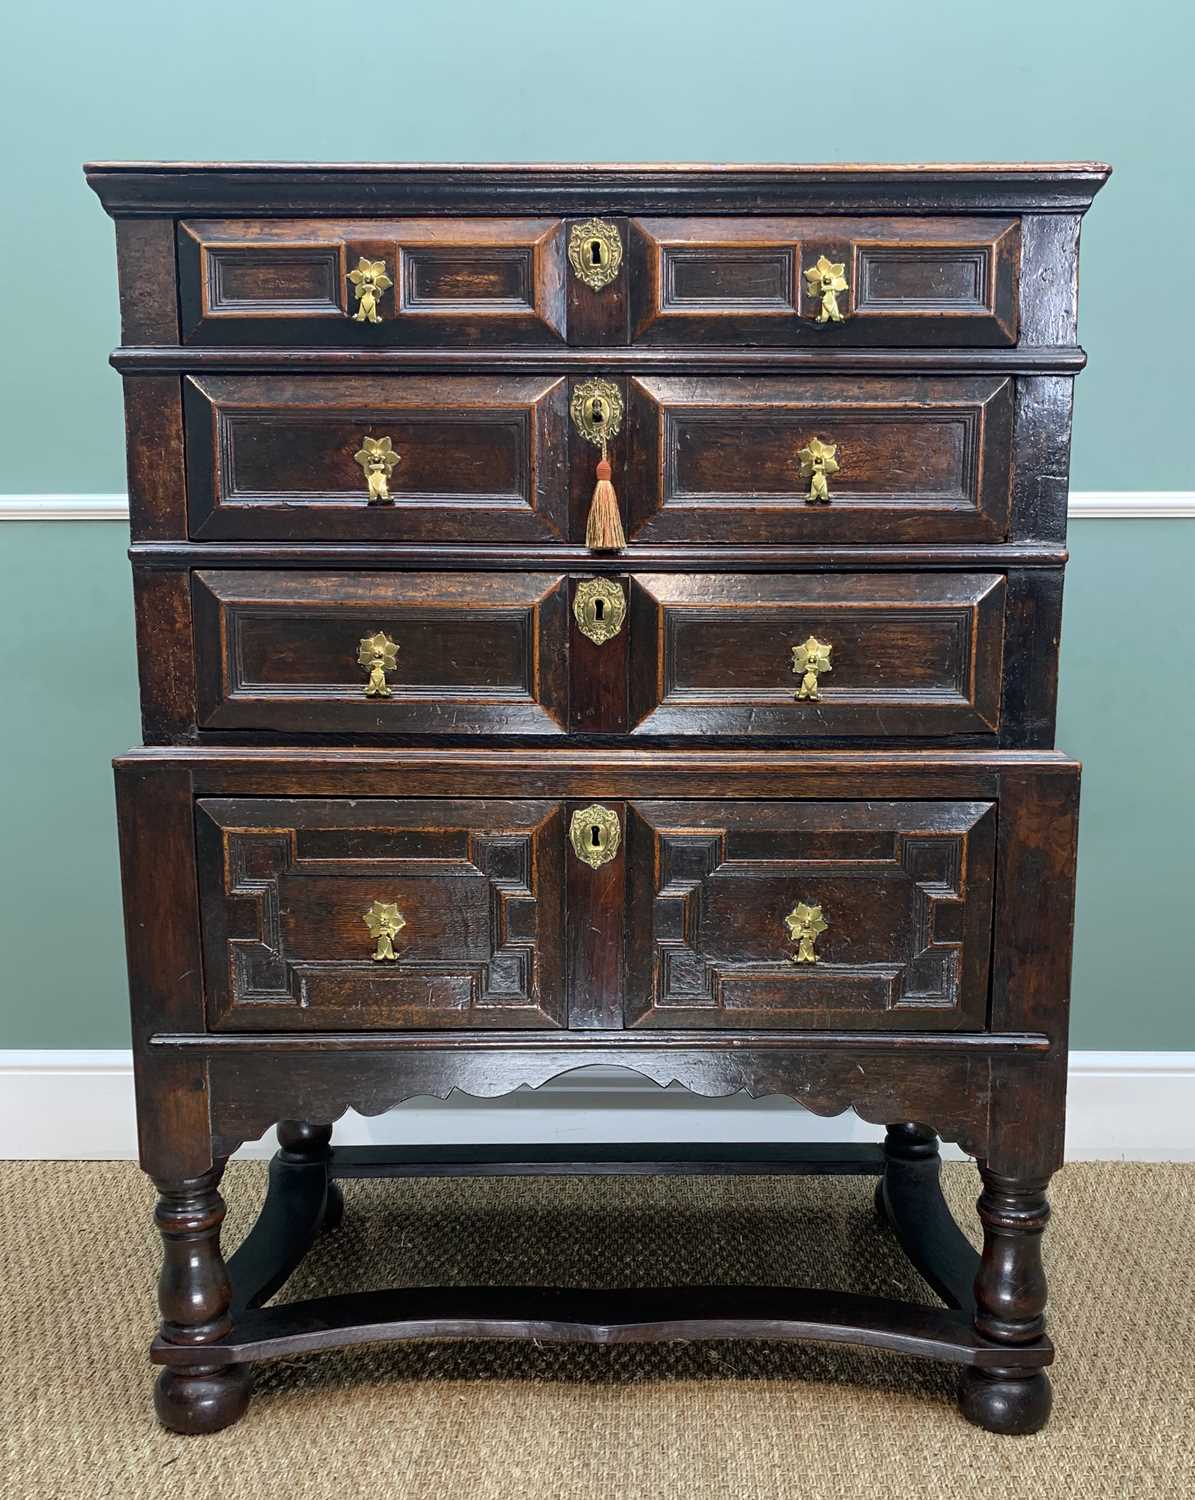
[568, 218, 623, 291]
[569, 805, 621, 868]
[570, 378, 624, 449]
[573, 578, 626, 645]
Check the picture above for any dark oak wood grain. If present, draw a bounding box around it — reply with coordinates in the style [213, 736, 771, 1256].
[179, 218, 567, 346]
[94, 161, 1103, 1437]
[183, 373, 570, 543]
[191, 569, 569, 736]
[624, 375, 1014, 545]
[628, 216, 1019, 346]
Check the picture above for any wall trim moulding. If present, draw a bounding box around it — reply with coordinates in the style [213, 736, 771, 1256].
[1, 1049, 1192, 1162]
[1, 493, 1195, 522]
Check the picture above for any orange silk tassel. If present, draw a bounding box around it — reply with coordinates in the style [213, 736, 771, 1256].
[585, 441, 625, 552]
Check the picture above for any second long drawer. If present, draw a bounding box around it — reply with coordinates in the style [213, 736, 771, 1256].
[192, 568, 1006, 739]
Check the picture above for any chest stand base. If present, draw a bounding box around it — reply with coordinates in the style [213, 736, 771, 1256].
[149, 1122, 1053, 1437]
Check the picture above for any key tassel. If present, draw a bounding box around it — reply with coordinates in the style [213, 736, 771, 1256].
[585, 444, 625, 552]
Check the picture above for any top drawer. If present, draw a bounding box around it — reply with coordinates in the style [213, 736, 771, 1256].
[177, 215, 1020, 348]
[179, 218, 570, 346]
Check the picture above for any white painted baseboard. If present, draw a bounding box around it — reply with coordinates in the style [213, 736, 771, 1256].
[2, 1051, 1191, 1162]
[1, 493, 1194, 522]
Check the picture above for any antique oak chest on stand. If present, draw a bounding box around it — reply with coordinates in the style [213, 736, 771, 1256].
[87, 161, 1108, 1436]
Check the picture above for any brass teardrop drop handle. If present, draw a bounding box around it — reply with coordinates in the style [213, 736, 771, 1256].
[803, 255, 849, 324]
[797, 438, 839, 503]
[785, 901, 828, 963]
[791, 636, 832, 701]
[362, 901, 405, 961]
[347, 257, 392, 323]
[358, 631, 398, 698]
[354, 435, 400, 504]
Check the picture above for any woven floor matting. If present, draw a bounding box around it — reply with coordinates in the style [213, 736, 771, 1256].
[2, 1158, 1193, 1498]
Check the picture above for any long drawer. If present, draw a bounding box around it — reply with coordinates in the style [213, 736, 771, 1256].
[196, 795, 997, 1034]
[190, 569, 1007, 740]
[182, 373, 1013, 545]
[177, 214, 1020, 347]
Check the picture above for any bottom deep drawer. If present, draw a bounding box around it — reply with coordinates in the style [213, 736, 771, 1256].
[196, 793, 995, 1033]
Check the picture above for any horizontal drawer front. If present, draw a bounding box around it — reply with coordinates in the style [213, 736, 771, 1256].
[175, 214, 1020, 349]
[183, 374, 1012, 546]
[184, 373, 569, 543]
[629, 216, 1020, 346]
[179, 218, 568, 346]
[196, 795, 995, 1034]
[626, 800, 996, 1031]
[193, 570, 568, 735]
[624, 375, 1013, 544]
[190, 569, 1005, 741]
[629, 573, 1005, 738]
[197, 797, 567, 1031]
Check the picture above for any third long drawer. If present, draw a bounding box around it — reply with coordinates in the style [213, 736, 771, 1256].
[186, 567, 1021, 741]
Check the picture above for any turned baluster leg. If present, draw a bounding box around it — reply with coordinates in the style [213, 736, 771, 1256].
[875, 1121, 938, 1221]
[152, 1164, 251, 1435]
[959, 1168, 1053, 1435]
[277, 1119, 342, 1230]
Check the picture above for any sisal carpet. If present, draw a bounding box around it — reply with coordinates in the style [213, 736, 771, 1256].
[1, 1158, 1193, 1499]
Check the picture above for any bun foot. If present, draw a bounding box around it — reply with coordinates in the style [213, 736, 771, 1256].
[873, 1177, 889, 1225]
[154, 1364, 252, 1435]
[322, 1179, 345, 1233]
[958, 1367, 1052, 1435]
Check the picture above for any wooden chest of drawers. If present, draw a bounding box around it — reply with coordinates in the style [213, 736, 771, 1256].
[88, 161, 1107, 1438]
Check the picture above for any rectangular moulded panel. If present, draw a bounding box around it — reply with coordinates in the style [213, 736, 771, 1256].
[183, 374, 569, 542]
[192, 570, 570, 736]
[178, 218, 567, 345]
[628, 572, 1006, 739]
[628, 216, 1019, 345]
[625, 375, 1014, 544]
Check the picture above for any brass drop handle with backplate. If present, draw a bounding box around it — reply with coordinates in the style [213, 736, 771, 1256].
[803, 255, 849, 324]
[792, 636, 832, 700]
[362, 901, 405, 961]
[785, 901, 828, 964]
[797, 438, 839, 503]
[348, 257, 392, 323]
[354, 436, 400, 504]
[358, 631, 398, 698]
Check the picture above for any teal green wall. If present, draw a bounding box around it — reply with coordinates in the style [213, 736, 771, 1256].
[1, 1, 1191, 1048]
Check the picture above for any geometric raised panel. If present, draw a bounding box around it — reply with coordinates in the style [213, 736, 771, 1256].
[179, 218, 567, 346]
[628, 572, 1006, 739]
[191, 570, 569, 736]
[629, 216, 1019, 346]
[625, 801, 997, 1031]
[183, 373, 569, 543]
[625, 375, 1014, 545]
[196, 798, 566, 1031]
